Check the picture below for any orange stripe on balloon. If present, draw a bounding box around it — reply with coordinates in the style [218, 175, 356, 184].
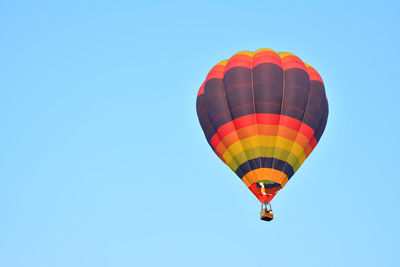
[211, 121, 237, 147]
[242, 168, 288, 187]
[224, 54, 252, 73]
[280, 116, 314, 140]
[205, 64, 225, 82]
[253, 50, 283, 68]
[280, 54, 308, 72]
[210, 114, 315, 149]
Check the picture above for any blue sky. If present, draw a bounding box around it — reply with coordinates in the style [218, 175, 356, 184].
[1, 1, 399, 266]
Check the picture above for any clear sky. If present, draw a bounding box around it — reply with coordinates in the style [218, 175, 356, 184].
[1, 1, 399, 266]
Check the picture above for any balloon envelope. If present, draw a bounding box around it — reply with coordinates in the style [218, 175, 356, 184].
[196, 49, 328, 203]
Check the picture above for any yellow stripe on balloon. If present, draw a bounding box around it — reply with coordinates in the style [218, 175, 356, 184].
[254, 48, 277, 54]
[234, 51, 254, 56]
[225, 146, 301, 173]
[222, 135, 306, 168]
[216, 60, 228, 66]
[278, 52, 295, 58]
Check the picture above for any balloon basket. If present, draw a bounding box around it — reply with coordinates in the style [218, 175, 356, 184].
[260, 201, 274, 221]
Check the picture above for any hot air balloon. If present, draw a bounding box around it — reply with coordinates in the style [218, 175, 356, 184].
[196, 49, 328, 221]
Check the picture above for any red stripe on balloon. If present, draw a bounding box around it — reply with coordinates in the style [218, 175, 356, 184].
[307, 65, 323, 83]
[197, 81, 205, 96]
[309, 137, 317, 150]
[249, 183, 277, 203]
[205, 64, 225, 82]
[253, 51, 282, 68]
[224, 54, 252, 73]
[281, 55, 308, 72]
